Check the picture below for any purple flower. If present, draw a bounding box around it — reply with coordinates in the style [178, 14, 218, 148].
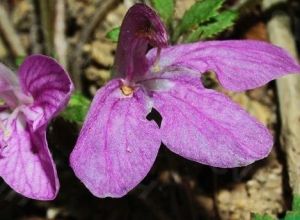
[70, 4, 300, 198]
[0, 55, 73, 200]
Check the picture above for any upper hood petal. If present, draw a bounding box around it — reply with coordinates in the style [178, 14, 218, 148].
[18, 55, 74, 130]
[114, 3, 168, 81]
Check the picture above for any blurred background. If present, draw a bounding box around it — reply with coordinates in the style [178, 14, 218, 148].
[0, 0, 300, 219]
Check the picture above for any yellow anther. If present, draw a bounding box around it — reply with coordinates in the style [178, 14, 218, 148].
[0, 98, 5, 106]
[121, 85, 134, 96]
[0, 121, 11, 139]
[3, 129, 11, 138]
[152, 64, 161, 73]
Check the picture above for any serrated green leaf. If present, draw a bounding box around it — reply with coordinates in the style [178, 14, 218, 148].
[106, 27, 120, 42]
[292, 195, 300, 211]
[185, 10, 237, 42]
[251, 213, 275, 220]
[61, 92, 91, 123]
[151, 0, 174, 24]
[173, 0, 224, 40]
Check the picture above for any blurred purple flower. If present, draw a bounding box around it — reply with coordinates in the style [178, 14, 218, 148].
[70, 3, 300, 197]
[0, 55, 73, 200]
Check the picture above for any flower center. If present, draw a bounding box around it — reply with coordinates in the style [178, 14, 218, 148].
[121, 85, 134, 96]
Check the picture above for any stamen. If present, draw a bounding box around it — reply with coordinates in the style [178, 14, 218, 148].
[152, 64, 161, 73]
[121, 85, 134, 96]
[0, 116, 11, 140]
[151, 48, 162, 73]
[0, 99, 5, 106]
[0, 117, 11, 154]
[3, 129, 11, 138]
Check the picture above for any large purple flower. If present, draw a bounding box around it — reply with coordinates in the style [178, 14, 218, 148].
[0, 55, 73, 200]
[70, 4, 300, 197]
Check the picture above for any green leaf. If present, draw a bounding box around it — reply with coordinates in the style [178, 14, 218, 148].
[285, 211, 300, 220]
[15, 56, 25, 67]
[185, 10, 237, 42]
[292, 195, 300, 211]
[283, 195, 300, 220]
[173, 0, 224, 40]
[151, 0, 174, 24]
[106, 27, 120, 42]
[60, 92, 91, 123]
[251, 213, 275, 220]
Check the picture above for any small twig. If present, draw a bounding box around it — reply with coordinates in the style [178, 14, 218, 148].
[72, 0, 120, 90]
[124, 0, 136, 8]
[0, 5, 26, 57]
[263, 0, 300, 195]
[30, 0, 42, 54]
[230, 0, 262, 11]
[0, 36, 8, 58]
[54, 0, 68, 68]
[30, 0, 55, 54]
[39, 0, 55, 55]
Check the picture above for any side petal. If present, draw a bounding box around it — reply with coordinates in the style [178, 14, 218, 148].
[114, 3, 168, 80]
[0, 113, 59, 200]
[147, 40, 300, 91]
[150, 78, 273, 168]
[70, 80, 161, 198]
[18, 55, 73, 130]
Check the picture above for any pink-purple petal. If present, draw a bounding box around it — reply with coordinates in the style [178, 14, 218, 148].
[0, 113, 59, 200]
[70, 80, 161, 198]
[114, 4, 168, 80]
[151, 77, 273, 168]
[147, 40, 300, 91]
[18, 55, 73, 130]
[139, 69, 204, 91]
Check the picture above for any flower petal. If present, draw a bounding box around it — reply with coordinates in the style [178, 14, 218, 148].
[147, 40, 300, 91]
[114, 3, 168, 80]
[139, 69, 204, 91]
[18, 55, 73, 130]
[150, 77, 273, 168]
[70, 80, 161, 198]
[0, 112, 59, 200]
